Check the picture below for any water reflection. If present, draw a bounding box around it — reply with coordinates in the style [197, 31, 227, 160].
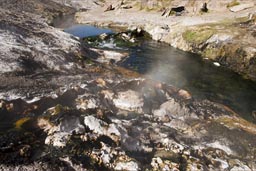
[62, 24, 256, 123]
[121, 41, 256, 122]
[64, 25, 113, 38]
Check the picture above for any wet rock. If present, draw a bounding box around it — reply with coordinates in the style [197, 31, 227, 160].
[177, 89, 192, 100]
[91, 48, 128, 64]
[38, 105, 85, 147]
[153, 98, 192, 120]
[1, 76, 256, 170]
[100, 33, 109, 40]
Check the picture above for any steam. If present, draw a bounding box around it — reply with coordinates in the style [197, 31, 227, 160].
[141, 41, 191, 89]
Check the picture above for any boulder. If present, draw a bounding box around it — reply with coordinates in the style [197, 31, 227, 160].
[113, 90, 144, 113]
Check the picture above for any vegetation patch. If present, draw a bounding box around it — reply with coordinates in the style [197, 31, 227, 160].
[203, 48, 220, 59]
[183, 28, 214, 44]
[227, 0, 240, 8]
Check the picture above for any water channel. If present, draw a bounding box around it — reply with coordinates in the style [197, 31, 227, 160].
[61, 22, 256, 123]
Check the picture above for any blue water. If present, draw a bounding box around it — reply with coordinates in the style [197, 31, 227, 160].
[64, 25, 113, 38]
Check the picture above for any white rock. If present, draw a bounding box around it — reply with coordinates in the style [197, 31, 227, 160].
[230, 159, 252, 171]
[213, 62, 221, 67]
[84, 116, 121, 138]
[153, 98, 189, 119]
[229, 3, 255, 12]
[91, 48, 128, 63]
[76, 97, 99, 110]
[25, 97, 41, 103]
[108, 123, 121, 137]
[206, 141, 234, 155]
[84, 115, 106, 134]
[206, 34, 232, 44]
[45, 132, 70, 147]
[115, 161, 140, 171]
[146, 25, 170, 41]
[214, 158, 229, 170]
[231, 165, 252, 171]
[113, 90, 144, 113]
[156, 157, 163, 164]
[100, 33, 108, 40]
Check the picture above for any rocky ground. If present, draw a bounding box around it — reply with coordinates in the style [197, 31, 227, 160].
[0, 0, 256, 170]
[75, 0, 256, 81]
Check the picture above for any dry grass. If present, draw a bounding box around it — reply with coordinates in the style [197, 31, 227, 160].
[227, 0, 240, 8]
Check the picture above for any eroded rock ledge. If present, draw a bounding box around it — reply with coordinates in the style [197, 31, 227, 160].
[1, 78, 256, 171]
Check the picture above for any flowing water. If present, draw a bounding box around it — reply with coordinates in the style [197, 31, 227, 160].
[61, 22, 256, 123]
[122, 41, 256, 122]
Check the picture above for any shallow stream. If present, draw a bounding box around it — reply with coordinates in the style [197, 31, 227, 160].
[60, 21, 256, 123]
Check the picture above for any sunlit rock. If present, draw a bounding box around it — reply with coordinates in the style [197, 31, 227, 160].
[45, 132, 70, 147]
[145, 25, 170, 41]
[229, 3, 254, 12]
[153, 98, 191, 120]
[84, 115, 121, 140]
[114, 160, 140, 171]
[113, 90, 144, 113]
[76, 94, 100, 110]
[177, 89, 192, 100]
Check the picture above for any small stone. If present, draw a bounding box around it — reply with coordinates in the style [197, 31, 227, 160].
[96, 78, 106, 87]
[156, 157, 163, 164]
[178, 89, 192, 100]
[213, 62, 221, 67]
[100, 33, 108, 40]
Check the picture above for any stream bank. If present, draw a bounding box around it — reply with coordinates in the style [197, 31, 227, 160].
[75, 1, 256, 81]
